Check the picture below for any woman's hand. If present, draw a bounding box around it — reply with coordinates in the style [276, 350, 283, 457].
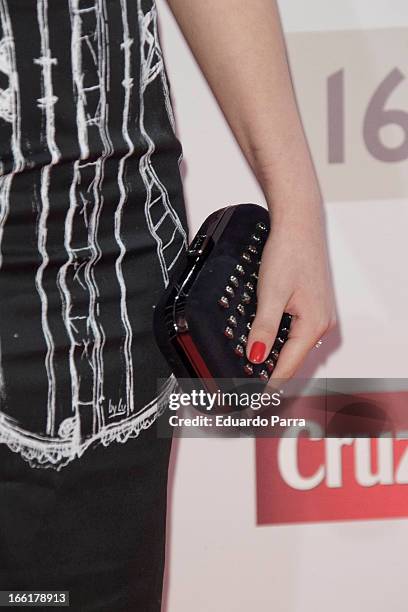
[165, 0, 338, 377]
[246, 210, 337, 379]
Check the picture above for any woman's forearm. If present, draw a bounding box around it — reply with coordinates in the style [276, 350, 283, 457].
[165, 0, 323, 225]
[166, 0, 337, 378]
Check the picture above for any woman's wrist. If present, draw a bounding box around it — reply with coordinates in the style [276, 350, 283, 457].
[262, 182, 326, 230]
[245, 139, 325, 227]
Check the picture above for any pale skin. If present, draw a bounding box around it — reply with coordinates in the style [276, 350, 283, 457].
[166, 0, 337, 379]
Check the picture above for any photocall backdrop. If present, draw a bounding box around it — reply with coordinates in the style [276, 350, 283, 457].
[156, 1, 408, 610]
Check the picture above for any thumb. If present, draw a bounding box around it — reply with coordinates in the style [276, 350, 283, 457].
[246, 290, 289, 369]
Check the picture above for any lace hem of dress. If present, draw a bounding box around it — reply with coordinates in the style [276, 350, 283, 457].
[0, 375, 177, 471]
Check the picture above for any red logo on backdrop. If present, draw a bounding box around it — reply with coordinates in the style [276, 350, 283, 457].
[256, 391, 408, 524]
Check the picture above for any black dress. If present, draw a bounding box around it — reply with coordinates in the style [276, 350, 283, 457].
[0, 0, 188, 609]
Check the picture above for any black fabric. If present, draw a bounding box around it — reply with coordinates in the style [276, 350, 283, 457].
[0, 0, 188, 608]
[0, 420, 173, 612]
[0, 0, 189, 457]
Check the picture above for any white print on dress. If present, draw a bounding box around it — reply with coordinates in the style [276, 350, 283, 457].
[34, 0, 60, 436]
[0, 0, 183, 470]
[137, 0, 188, 288]
[115, 0, 135, 417]
[0, 0, 24, 261]
[0, 0, 24, 401]
[58, 0, 112, 437]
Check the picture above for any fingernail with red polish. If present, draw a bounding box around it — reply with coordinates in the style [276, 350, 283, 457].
[249, 341, 266, 363]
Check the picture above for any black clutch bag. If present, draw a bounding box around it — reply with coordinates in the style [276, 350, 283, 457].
[153, 203, 292, 391]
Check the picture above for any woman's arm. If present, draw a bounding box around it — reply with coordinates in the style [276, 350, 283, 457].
[165, 0, 337, 378]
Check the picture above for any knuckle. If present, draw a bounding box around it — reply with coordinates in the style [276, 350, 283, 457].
[252, 317, 278, 338]
[313, 322, 327, 338]
[313, 313, 335, 337]
[327, 315, 338, 331]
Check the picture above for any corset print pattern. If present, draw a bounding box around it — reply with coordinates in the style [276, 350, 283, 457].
[0, 0, 188, 470]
